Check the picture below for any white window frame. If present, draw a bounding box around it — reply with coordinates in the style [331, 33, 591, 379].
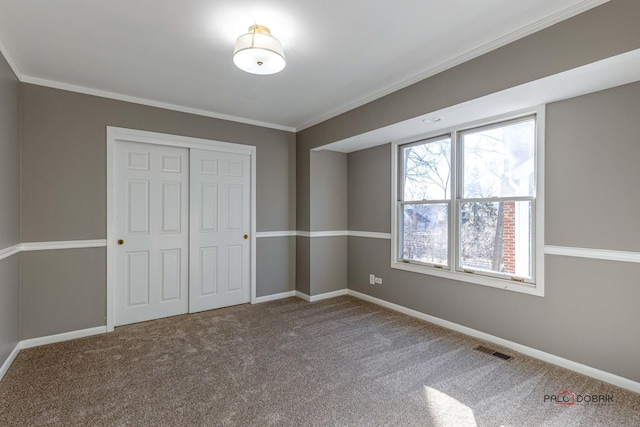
[391, 106, 545, 297]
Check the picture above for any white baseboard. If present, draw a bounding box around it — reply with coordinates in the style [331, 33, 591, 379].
[295, 291, 311, 301]
[1, 326, 107, 382]
[0, 343, 21, 383]
[347, 289, 640, 394]
[20, 326, 107, 350]
[253, 291, 296, 303]
[309, 289, 349, 302]
[295, 289, 349, 302]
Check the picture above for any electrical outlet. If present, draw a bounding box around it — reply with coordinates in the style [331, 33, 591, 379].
[374, 277, 383, 285]
[369, 274, 375, 285]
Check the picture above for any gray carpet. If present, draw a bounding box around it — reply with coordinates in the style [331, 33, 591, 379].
[1, 296, 638, 426]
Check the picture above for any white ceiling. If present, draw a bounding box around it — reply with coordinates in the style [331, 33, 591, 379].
[0, 0, 609, 132]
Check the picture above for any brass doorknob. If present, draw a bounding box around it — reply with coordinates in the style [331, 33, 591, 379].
[243, 234, 248, 240]
[117, 239, 124, 245]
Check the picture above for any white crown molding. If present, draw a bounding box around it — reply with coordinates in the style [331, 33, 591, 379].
[295, 0, 610, 131]
[545, 245, 640, 263]
[347, 289, 640, 394]
[20, 75, 296, 133]
[21, 239, 107, 251]
[0, 32, 293, 132]
[0, 37, 22, 80]
[0, 244, 21, 262]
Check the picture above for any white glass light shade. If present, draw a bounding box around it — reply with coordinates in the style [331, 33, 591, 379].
[233, 25, 286, 75]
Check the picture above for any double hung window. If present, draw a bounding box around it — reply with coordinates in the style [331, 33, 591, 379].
[394, 110, 544, 295]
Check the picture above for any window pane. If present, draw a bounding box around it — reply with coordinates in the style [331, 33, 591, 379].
[461, 118, 535, 198]
[402, 137, 451, 201]
[401, 203, 448, 265]
[459, 201, 532, 278]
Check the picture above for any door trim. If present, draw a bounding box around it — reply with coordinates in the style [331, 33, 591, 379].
[106, 127, 257, 332]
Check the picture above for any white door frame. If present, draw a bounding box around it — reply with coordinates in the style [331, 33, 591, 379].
[106, 126, 257, 332]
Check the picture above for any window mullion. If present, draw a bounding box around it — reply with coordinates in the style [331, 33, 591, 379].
[450, 131, 459, 273]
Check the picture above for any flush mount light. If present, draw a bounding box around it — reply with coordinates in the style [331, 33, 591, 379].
[233, 25, 286, 75]
[422, 117, 442, 123]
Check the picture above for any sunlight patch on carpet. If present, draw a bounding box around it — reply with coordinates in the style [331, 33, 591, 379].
[424, 385, 477, 427]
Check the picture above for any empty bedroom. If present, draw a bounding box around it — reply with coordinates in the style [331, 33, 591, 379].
[1, 0, 639, 425]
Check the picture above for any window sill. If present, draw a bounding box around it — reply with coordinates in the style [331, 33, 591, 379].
[391, 261, 544, 297]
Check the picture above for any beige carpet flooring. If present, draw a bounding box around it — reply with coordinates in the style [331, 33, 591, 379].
[1, 296, 639, 426]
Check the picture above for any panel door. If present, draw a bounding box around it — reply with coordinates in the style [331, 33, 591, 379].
[190, 149, 251, 313]
[114, 141, 189, 326]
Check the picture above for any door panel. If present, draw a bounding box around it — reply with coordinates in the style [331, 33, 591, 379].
[190, 149, 250, 313]
[161, 182, 182, 233]
[227, 246, 243, 291]
[115, 141, 189, 326]
[128, 181, 149, 234]
[161, 249, 181, 301]
[201, 184, 218, 231]
[201, 247, 218, 295]
[127, 251, 149, 307]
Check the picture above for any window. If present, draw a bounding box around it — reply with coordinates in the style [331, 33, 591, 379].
[392, 109, 544, 296]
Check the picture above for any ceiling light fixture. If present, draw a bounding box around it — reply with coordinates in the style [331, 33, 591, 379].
[233, 25, 286, 75]
[422, 117, 442, 123]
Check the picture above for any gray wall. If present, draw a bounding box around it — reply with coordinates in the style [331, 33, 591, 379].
[546, 83, 640, 251]
[21, 249, 106, 339]
[346, 82, 640, 382]
[347, 144, 390, 233]
[21, 84, 296, 241]
[0, 50, 21, 366]
[295, 236, 310, 295]
[310, 150, 348, 231]
[20, 84, 296, 338]
[0, 256, 20, 367]
[307, 150, 348, 295]
[256, 237, 296, 298]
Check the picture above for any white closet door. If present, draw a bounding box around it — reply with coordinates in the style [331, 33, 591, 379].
[114, 141, 189, 326]
[190, 149, 251, 313]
